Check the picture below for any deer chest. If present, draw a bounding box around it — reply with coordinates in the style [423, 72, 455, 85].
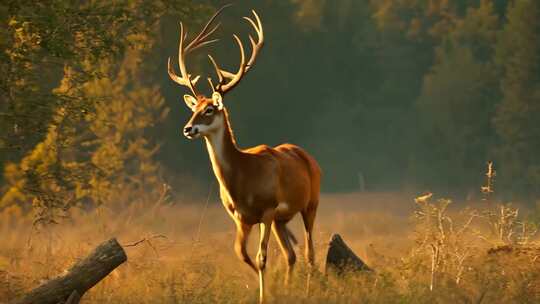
[219, 187, 274, 224]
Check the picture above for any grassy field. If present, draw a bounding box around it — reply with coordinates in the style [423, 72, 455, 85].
[1, 192, 539, 303]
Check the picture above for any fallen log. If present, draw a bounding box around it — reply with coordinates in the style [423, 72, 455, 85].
[325, 234, 372, 275]
[65, 290, 81, 304]
[14, 238, 127, 304]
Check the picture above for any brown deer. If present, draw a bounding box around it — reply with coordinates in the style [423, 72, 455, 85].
[167, 6, 321, 302]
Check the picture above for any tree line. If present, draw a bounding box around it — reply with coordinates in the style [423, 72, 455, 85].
[1, 0, 539, 222]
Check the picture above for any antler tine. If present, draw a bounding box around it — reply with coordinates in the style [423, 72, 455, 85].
[186, 4, 231, 52]
[207, 77, 217, 93]
[210, 9, 264, 95]
[218, 35, 246, 92]
[167, 58, 184, 85]
[168, 58, 199, 87]
[177, 22, 188, 79]
[168, 5, 231, 99]
[168, 22, 198, 96]
[208, 54, 224, 84]
[243, 10, 264, 70]
[186, 23, 221, 53]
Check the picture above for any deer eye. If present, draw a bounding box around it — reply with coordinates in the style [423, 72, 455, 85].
[204, 107, 214, 116]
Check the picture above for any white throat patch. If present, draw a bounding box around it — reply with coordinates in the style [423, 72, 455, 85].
[203, 116, 230, 177]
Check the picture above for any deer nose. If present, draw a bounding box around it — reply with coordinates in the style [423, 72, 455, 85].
[183, 125, 199, 138]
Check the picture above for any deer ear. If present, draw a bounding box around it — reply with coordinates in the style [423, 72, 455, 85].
[183, 94, 198, 111]
[212, 92, 223, 110]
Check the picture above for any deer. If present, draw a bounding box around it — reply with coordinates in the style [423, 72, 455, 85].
[167, 6, 321, 303]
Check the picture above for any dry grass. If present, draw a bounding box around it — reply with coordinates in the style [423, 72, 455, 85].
[1, 191, 539, 303]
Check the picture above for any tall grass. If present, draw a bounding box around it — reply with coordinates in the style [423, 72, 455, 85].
[0, 190, 539, 303]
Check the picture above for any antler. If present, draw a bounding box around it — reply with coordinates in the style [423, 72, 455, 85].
[167, 5, 230, 96]
[208, 10, 264, 95]
[168, 6, 264, 98]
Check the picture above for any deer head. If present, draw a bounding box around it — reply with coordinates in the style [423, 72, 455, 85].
[167, 5, 264, 139]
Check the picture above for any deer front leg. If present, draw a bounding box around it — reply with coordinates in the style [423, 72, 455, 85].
[234, 221, 257, 273]
[257, 209, 275, 304]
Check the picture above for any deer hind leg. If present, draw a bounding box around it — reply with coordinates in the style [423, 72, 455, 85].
[301, 201, 318, 297]
[301, 201, 318, 267]
[234, 221, 257, 273]
[272, 220, 296, 285]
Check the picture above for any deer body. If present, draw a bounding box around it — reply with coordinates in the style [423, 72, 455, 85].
[203, 107, 319, 225]
[167, 7, 320, 302]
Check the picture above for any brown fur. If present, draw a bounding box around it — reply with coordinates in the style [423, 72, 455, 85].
[184, 96, 321, 296]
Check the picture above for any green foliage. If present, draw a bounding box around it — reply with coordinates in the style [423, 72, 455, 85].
[493, 0, 540, 198]
[0, 0, 208, 160]
[415, 1, 500, 190]
[1, 52, 169, 224]
[1, 0, 134, 160]
[0, 0, 208, 223]
[371, 0, 459, 41]
[2, 0, 540, 201]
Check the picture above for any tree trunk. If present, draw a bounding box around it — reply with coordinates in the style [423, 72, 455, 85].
[325, 234, 372, 275]
[14, 238, 127, 304]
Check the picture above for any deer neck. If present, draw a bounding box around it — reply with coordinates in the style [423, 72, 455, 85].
[203, 108, 242, 187]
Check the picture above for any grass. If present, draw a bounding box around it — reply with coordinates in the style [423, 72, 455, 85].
[1, 191, 539, 303]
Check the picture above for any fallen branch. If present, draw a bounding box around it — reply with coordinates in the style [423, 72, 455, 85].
[14, 238, 126, 304]
[123, 234, 167, 257]
[65, 290, 80, 304]
[123, 234, 167, 248]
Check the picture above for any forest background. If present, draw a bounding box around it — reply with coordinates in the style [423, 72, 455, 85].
[2, 0, 539, 222]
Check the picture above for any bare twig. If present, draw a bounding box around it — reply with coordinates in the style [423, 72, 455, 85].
[194, 182, 214, 243]
[123, 234, 168, 257]
[481, 161, 495, 205]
